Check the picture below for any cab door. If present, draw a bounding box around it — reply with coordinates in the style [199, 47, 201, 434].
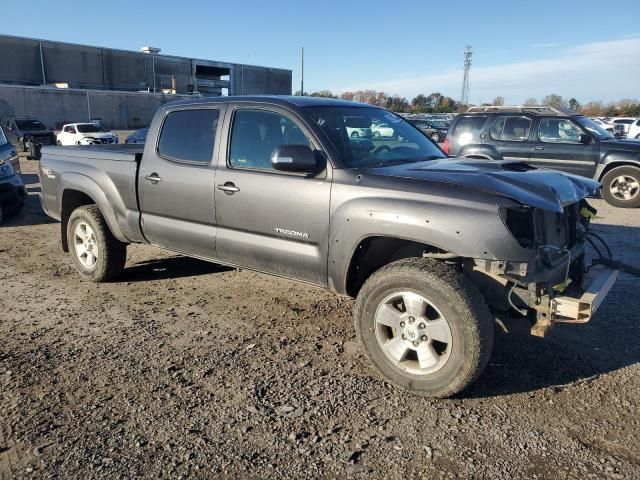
[138, 106, 223, 259]
[213, 105, 331, 285]
[529, 117, 599, 178]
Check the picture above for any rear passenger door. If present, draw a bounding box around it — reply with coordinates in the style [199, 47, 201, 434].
[213, 106, 331, 285]
[138, 106, 223, 259]
[529, 117, 599, 178]
[486, 115, 533, 163]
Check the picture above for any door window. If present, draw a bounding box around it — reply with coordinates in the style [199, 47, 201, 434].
[538, 119, 582, 143]
[490, 116, 532, 141]
[229, 109, 311, 170]
[158, 109, 219, 163]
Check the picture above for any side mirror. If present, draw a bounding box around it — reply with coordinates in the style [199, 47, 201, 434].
[578, 133, 591, 144]
[271, 144, 318, 173]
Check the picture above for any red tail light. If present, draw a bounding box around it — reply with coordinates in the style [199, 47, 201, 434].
[443, 138, 449, 155]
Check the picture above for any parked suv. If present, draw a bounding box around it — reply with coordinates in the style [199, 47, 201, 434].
[445, 106, 640, 208]
[0, 126, 26, 222]
[1, 116, 56, 153]
[56, 123, 119, 146]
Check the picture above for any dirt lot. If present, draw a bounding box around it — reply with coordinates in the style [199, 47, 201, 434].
[1, 156, 639, 479]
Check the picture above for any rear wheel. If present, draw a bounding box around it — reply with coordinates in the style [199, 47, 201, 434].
[354, 258, 494, 397]
[67, 205, 126, 281]
[601, 165, 640, 208]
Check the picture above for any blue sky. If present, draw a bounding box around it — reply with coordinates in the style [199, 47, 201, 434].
[3, 0, 639, 103]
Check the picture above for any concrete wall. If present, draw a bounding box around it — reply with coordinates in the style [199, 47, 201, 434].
[0, 34, 292, 96]
[0, 85, 181, 129]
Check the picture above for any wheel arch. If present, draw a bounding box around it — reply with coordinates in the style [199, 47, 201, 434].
[597, 159, 640, 182]
[344, 236, 453, 298]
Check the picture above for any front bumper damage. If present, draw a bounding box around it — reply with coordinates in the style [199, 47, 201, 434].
[469, 257, 618, 338]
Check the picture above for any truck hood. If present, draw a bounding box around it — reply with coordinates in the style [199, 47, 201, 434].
[363, 158, 600, 213]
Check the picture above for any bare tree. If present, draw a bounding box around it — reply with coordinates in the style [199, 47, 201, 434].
[492, 96, 505, 106]
[523, 98, 538, 106]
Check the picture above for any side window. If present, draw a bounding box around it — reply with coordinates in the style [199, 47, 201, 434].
[229, 109, 311, 170]
[69, 126, 77, 134]
[538, 118, 582, 143]
[490, 116, 532, 141]
[158, 109, 219, 163]
[451, 116, 487, 139]
[0, 126, 7, 146]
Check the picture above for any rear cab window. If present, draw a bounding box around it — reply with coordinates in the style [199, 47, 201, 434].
[489, 116, 532, 142]
[451, 115, 488, 143]
[158, 109, 220, 164]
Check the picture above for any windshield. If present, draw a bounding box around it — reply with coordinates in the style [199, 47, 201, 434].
[306, 106, 445, 168]
[15, 119, 47, 131]
[76, 124, 104, 133]
[575, 117, 614, 140]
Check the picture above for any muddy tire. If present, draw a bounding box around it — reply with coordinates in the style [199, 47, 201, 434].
[601, 165, 640, 208]
[66, 205, 126, 282]
[354, 258, 494, 398]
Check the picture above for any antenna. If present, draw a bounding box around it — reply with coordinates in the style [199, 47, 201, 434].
[460, 45, 472, 107]
[300, 47, 304, 96]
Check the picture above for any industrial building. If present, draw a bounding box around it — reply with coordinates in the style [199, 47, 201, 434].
[0, 34, 292, 129]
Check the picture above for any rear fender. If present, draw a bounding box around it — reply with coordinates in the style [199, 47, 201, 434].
[58, 173, 128, 243]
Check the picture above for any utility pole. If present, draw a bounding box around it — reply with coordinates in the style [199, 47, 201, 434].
[141, 46, 162, 93]
[460, 45, 472, 107]
[300, 47, 304, 96]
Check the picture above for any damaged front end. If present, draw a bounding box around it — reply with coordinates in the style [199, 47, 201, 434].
[467, 200, 617, 337]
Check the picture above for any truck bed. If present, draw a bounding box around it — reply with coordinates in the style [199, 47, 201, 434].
[41, 144, 144, 163]
[39, 144, 145, 244]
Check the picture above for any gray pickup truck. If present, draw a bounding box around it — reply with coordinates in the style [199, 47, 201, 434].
[38, 96, 618, 397]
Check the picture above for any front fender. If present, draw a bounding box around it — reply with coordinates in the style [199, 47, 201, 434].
[327, 192, 531, 295]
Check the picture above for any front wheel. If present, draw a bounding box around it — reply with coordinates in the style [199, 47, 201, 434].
[354, 258, 494, 397]
[67, 205, 126, 281]
[601, 165, 640, 208]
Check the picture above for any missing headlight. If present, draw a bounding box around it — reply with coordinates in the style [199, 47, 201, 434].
[500, 206, 535, 249]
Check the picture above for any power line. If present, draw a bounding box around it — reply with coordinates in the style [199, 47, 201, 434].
[460, 45, 472, 107]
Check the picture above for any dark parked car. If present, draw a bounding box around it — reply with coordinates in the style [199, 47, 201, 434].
[445, 106, 640, 208]
[125, 128, 149, 144]
[1, 116, 56, 153]
[37, 96, 617, 398]
[0, 127, 26, 223]
[408, 118, 448, 143]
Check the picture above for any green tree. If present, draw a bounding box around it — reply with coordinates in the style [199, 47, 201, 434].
[541, 94, 565, 109]
[309, 90, 336, 98]
[567, 98, 581, 112]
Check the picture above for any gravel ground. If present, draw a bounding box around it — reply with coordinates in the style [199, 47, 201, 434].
[1, 156, 639, 479]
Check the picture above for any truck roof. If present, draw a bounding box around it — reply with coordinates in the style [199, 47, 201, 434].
[163, 95, 373, 109]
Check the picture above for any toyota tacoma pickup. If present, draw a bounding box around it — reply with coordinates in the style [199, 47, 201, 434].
[38, 96, 618, 397]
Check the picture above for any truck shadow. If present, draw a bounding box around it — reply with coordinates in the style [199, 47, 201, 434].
[466, 221, 640, 398]
[119, 256, 233, 283]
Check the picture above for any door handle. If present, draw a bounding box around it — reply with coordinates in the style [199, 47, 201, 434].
[144, 173, 162, 184]
[533, 146, 544, 151]
[217, 182, 240, 194]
